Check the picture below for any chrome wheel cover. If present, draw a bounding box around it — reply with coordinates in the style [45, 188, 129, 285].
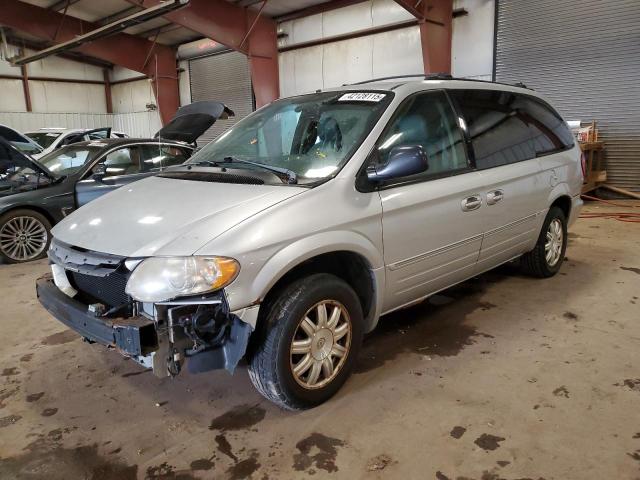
[0, 216, 48, 261]
[545, 218, 563, 267]
[289, 300, 352, 390]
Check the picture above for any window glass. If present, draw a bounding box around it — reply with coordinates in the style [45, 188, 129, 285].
[449, 89, 536, 169]
[96, 147, 140, 177]
[39, 145, 100, 175]
[518, 96, 574, 156]
[87, 130, 109, 140]
[139, 144, 190, 171]
[188, 91, 392, 185]
[26, 132, 61, 149]
[374, 91, 468, 179]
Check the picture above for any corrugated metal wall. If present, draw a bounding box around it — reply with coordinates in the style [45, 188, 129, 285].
[189, 50, 254, 146]
[0, 111, 162, 138]
[495, 0, 640, 192]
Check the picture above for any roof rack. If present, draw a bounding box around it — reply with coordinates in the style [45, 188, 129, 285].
[347, 73, 532, 90]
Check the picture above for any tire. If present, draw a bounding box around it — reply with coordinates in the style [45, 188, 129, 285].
[0, 209, 52, 264]
[521, 206, 567, 278]
[248, 273, 364, 410]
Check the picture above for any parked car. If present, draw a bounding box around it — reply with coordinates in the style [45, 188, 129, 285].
[37, 77, 582, 409]
[0, 124, 45, 158]
[1, 101, 231, 263]
[25, 127, 112, 157]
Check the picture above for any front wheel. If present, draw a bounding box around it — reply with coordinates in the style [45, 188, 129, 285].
[248, 273, 364, 410]
[521, 206, 567, 278]
[0, 209, 51, 264]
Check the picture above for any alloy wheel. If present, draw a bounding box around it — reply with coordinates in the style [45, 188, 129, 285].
[289, 300, 352, 389]
[545, 218, 563, 267]
[0, 216, 48, 261]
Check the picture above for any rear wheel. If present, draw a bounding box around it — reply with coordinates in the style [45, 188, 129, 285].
[521, 206, 567, 278]
[0, 209, 51, 264]
[248, 273, 364, 410]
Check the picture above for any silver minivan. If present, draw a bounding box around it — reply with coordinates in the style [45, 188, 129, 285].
[37, 76, 582, 409]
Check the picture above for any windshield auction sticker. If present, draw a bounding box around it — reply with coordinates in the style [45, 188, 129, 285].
[338, 92, 386, 102]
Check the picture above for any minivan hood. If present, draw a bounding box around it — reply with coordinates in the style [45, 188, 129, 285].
[52, 175, 306, 257]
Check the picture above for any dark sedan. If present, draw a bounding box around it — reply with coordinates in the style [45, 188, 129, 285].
[0, 100, 233, 263]
[0, 137, 193, 263]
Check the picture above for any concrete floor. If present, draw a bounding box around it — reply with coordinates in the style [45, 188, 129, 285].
[0, 201, 639, 480]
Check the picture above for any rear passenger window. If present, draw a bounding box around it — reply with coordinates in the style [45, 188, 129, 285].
[450, 90, 575, 169]
[518, 96, 575, 156]
[449, 90, 536, 169]
[374, 90, 469, 179]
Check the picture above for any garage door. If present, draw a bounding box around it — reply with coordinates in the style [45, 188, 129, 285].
[495, 0, 640, 193]
[189, 50, 254, 146]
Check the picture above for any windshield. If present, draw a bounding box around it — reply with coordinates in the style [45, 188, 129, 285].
[187, 91, 392, 185]
[38, 144, 101, 176]
[0, 126, 43, 156]
[27, 132, 62, 149]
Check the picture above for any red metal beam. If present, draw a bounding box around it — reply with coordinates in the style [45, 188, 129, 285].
[20, 65, 32, 112]
[394, 0, 453, 73]
[126, 0, 279, 108]
[103, 69, 113, 113]
[0, 0, 179, 124]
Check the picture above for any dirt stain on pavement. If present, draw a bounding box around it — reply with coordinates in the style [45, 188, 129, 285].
[450, 426, 467, 439]
[209, 404, 266, 432]
[226, 453, 260, 480]
[0, 414, 22, 428]
[0, 442, 137, 480]
[0, 388, 19, 409]
[563, 311, 578, 321]
[1, 367, 19, 377]
[553, 386, 570, 398]
[26, 392, 45, 402]
[366, 454, 394, 472]
[189, 458, 214, 471]
[355, 273, 506, 373]
[41, 407, 58, 417]
[215, 433, 238, 463]
[474, 433, 506, 451]
[620, 266, 640, 275]
[293, 433, 345, 473]
[145, 462, 198, 479]
[41, 330, 77, 346]
[614, 379, 640, 392]
[20, 353, 34, 362]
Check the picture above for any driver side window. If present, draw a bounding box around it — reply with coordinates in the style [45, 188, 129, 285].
[375, 91, 468, 180]
[92, 147, 140, 177]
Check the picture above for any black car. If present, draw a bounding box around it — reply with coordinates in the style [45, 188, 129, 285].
[0, 101, 233, 263]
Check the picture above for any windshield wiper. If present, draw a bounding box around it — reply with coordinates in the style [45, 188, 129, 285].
[214, 157, 297, 184]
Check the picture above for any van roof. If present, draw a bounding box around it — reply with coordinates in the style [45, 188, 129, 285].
[323, 74, 538, 97]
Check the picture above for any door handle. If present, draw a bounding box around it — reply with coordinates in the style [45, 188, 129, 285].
[461, 195, 482, 212]
[486, 189, 504, 205]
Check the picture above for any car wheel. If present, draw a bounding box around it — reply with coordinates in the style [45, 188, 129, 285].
[248, 273, 364, 410]
[520, 206, 567, 278]
[0, 209, 51, 264]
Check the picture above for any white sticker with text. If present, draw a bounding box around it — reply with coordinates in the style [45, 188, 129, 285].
[338, 92, 386, 102]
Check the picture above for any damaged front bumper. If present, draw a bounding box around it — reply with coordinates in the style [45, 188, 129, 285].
[36, 274, 256, 377]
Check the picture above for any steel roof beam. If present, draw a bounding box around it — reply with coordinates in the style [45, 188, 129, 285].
[0, 0, 181, 124]
[125, 0, 279, 108]
[394, 0, 453, 73]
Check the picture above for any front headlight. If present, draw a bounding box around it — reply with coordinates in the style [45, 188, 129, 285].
[125, 256, 240, 303]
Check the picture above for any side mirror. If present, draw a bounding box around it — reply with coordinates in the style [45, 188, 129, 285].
[367, 145, 429, 182]
[92, 164, 106, 181]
